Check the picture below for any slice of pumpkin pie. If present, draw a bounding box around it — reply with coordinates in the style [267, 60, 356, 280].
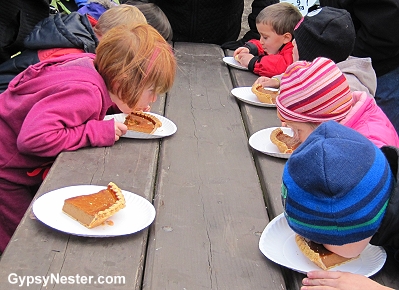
[124, 111, 162, 134]
[251, 83, 279, 104]
[295, 234, 359, 270]
[270, 127, 301, 154]
[62, 182, 126, 228]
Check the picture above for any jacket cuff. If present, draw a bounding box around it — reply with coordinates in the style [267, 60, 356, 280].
[248, 56, 259, 72]
[244, 42, 258, 55]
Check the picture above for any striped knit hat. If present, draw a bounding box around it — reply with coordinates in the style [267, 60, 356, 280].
[276, 57, 353, 123]
[282, 121, 394, 245]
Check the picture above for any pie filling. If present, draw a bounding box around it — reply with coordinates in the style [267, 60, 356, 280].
[124, 112, 162, 134]
[251, 83, 279, 104]
[270, 128, 301, 153]
[295, 234, 359, 270]
[62, 182, 126, 228]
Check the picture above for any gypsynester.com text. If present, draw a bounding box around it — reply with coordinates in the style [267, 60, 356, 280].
[8, 273, 126, 287]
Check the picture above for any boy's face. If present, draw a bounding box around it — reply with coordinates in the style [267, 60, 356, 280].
[257, 23, 291, 55]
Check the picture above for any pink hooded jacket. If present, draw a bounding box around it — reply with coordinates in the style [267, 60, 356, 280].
[340, 91, 399, 148]
[0, 53, 116, 186]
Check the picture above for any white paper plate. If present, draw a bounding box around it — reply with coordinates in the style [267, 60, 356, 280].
[32, 185, 156, 237]
[223, 56, 248, 70]
[249, 127, 293, 159]
[231, 87, 277, 107]
[259, 213, 387, 276]
[104, 112, 177, 139]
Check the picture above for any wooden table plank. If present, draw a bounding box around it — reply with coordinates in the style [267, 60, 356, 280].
[225, 57, 287, 218]
[0, 97, 166, 289]
[225, 51, 305, 290]
[143, 42, 287, 290]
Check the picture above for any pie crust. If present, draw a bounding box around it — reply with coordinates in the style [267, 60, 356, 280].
[295, 235, 359, 270]
[270, 128, 301, 153]
[62, 182, 126, 228]
[251, 83, 279, 104]
[124, 111, 162, 134]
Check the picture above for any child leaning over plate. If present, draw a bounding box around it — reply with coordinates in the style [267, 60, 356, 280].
[0, 23, 176, 253]
[282, 121, 399, 290]
[275, 57, 399, 148]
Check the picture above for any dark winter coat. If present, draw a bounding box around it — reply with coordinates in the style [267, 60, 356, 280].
[371, 146, 399, 250]
[150, 0, 277, 45]
[320, 0, 399, 77]
[0, 12, 97, 93]
[0, 0, 49, 63]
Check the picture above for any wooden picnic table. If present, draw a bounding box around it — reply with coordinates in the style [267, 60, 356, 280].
[0, 42, 398, 290]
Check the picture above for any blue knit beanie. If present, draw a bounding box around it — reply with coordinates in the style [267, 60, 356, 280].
[282, 121, 394, 245]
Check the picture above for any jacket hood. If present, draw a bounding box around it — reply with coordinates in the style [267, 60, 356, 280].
[8, 53, 98, 93]
[337, 56, 377, 96]
[23, 12, 98, 53]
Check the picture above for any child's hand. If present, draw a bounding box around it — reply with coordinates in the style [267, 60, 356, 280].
[233, 47, 249, 57]
[235, 53, 253, 67]
[114, 121, 127, 141]
[301, 270, 393, 290]
[254, 76, 280, 89]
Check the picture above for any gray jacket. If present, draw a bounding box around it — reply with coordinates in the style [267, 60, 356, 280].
[337, 56, 377, 97]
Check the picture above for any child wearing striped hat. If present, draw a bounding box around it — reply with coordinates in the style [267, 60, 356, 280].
[282, 121, 399, 289]
[275, 57, 399, 148]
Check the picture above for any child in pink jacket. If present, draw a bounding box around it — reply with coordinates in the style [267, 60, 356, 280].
[0, 24, 176, 253]
[275, 57, 399, 148]
[233, 2, 302, 77]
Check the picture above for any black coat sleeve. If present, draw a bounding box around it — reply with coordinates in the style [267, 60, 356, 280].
[0, 0, 49, 63]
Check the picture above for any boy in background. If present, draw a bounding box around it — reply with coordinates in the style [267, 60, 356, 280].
[233, 2, 302, 77]
[255, 7, 377, 96]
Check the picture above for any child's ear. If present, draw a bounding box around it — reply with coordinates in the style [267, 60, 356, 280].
[282, 32, 294, 44]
